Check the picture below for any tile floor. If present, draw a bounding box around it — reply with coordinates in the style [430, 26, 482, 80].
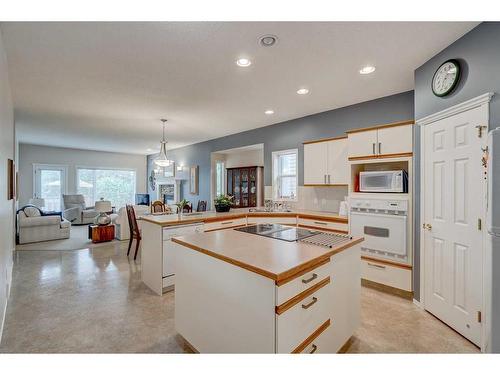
[0, 242, 479, 353]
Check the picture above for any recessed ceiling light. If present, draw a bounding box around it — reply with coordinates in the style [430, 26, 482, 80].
[359, 66, 376, 75]
[264, 109, 274, 115]
[147, 148, 153, 152]
[259, 35, 278, 47]
[236, 58, 252, 67]
[296, 88, 310, 95]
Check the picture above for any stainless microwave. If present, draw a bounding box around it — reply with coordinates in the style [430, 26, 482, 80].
[359, 170, 408, 193]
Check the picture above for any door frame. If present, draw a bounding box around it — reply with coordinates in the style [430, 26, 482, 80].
[32, 163, 69, 204]
[417, 92, 493, 351]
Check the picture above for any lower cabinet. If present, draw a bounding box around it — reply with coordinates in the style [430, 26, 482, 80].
[361, 257, 412, 292]
[203, 217, 247, 232]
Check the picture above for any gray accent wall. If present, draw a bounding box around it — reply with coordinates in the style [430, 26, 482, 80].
[147, 90, 414, 201]
[413, 22, 500, 302]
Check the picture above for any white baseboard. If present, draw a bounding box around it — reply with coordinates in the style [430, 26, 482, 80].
[413, 298, 423, 309]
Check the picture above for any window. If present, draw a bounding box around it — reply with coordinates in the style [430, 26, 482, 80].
[76, 168, 136, 208]
[272, 149, 298, 201]
[215, 161, 225, 197]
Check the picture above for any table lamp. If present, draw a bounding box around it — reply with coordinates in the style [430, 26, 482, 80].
[95, 199, 112, 226]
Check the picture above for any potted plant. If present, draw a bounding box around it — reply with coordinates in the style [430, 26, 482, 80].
[175, 199, 190, 218]
[214, 195, 233, 213]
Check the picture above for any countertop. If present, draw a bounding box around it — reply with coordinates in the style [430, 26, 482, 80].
[171, 229, 362, 283]
[139, 208, 348, 227]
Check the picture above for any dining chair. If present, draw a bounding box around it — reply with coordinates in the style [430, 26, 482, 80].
[151, 200, 166, 214]
[126, 204, 141, 260]
[182, 203, 193, 213]
[196, 200, 207, 212]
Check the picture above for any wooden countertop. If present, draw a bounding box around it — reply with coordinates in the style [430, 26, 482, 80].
[171, 229, 363, 283]
[139, 208, 347, 227]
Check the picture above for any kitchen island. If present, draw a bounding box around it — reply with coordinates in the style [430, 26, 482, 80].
[171, 227, 363, 353]
[139, 209, 349, 295]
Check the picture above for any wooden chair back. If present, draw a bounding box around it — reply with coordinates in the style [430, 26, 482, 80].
[196, 200, 207, 212]
[151, 200, 166, 214]
[126, 204, 141, 240]
[182, 203, 193, 213]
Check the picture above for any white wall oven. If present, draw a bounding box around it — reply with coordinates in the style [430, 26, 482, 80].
[359, 170, 408, 193]
[350, 198, 409, 263]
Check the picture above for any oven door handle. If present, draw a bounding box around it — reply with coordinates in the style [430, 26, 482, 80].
[350, 211, 407, 220]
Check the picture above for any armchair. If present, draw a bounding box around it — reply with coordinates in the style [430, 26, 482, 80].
[62, 194, 98, 225]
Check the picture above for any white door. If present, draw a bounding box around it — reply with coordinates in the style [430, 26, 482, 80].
[422, 106, 485, 346]
[33, 164, 67, 211]
[347, 129, 378, 159]
[327, 138, 349, 184]
[377, 124, 413, 156]
[304, 142, 328, 185]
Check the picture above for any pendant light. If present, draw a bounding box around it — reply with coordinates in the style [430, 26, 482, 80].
[154, 118, 171, 167]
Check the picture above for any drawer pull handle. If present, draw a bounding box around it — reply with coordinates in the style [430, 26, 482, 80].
[309, 344, 318, 354]
[302, 273, 318, 284]
[313, 221, 327, 225]
[221, 221, 233, 225]
[302, 297, 318, 309]
[368, 262, 386, 269]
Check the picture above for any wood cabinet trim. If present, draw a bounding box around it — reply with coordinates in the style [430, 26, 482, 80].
[204, 224, 247, 232]
[275, 277, 330, 315]
[276, 258, 330, 287]
[291, 319, 331, 353]
[348, 152, 413, 161]
[297, 224, 348, 234]
[345, 120, 414, 134]
[361, 255, 413, 270]
[297, 214, 348, 224]
[203, 214, 247, 223]
[303, 135, 348, 145]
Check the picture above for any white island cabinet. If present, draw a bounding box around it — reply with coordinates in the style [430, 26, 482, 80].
[172, 229, 362, 353]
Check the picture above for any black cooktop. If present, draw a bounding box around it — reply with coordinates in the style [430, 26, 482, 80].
[234, 224, 319, 242]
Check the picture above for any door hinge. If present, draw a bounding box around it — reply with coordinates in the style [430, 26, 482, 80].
[478, 311, 482, 323]
[478, 218, 482, 231]
[476, 125, 487, 138]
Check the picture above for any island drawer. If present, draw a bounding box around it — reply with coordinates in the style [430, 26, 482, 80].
[276, 278, 331, 353]
[203, 217, 247, 232]
[297, 218, 348, 233]
[246, 216, 297, 226]
[276, 259, 332, 305]
[294, 321, 331, 354]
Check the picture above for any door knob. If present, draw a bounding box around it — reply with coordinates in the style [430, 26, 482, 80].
[423, 223, 432, 230]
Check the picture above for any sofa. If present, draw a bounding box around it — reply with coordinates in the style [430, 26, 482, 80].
[63, 194, 98, 225]
[18, 206, 71, 244]
[112, 205, 150, 240]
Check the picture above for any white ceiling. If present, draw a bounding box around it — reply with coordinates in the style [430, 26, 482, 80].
[1, 22, 478, 155]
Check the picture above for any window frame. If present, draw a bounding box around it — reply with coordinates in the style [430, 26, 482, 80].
[75, 165, 137, 208]
[215, 160, 225, 197]
[272, 148, 298, 202]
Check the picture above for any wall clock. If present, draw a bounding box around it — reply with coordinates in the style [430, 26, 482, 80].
[431, 59, 461, 97]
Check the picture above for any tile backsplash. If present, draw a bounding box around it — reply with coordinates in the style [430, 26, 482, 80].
[264, 185, 348, 213]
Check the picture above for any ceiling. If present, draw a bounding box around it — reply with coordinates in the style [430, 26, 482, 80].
[1, 22, 478, 155]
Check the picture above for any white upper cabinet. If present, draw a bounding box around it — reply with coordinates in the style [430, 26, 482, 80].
[376, 124, 413, 156]
[327, 138, 349, 184]
[304, 138, 348, 185]
[347, 123, 413, 160]
[347, 129, 378, 159]
[304, 141, 328, 185]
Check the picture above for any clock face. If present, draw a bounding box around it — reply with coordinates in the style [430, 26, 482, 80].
[432, 59, 461, 97]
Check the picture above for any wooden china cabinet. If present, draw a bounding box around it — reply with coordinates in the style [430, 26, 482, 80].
[226, 166, 263, 208]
